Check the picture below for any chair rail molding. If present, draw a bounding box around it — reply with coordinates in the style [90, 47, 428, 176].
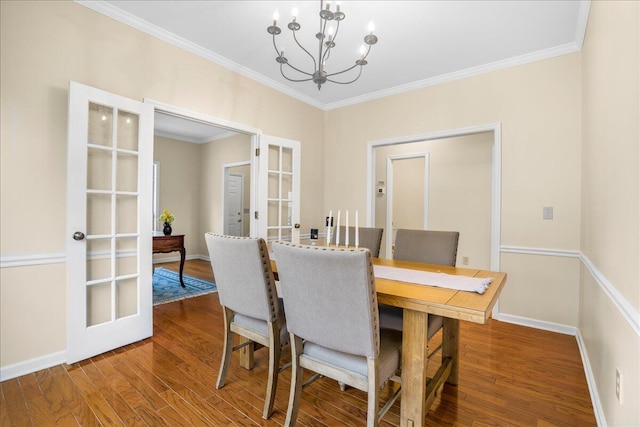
[0, 252, 67, 268]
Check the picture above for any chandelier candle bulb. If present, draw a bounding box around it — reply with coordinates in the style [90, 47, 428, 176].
[345, 210, 350, 247]
[355, 210, 359, 248]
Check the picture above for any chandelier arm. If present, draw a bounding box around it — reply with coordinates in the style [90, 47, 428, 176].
[318, 18, 327, 70]
[272, 35, 283, 56]
[292, 30, 317, 69]
[321, 20, 339, 65]
[280, 64, 314, 82]
[326, 66, 364, 84]
[326, 63, 360, 77]
[282, 61, 315, 77]
[360, 43, 373, 60]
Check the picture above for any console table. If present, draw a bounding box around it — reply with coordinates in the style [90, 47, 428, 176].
[153, 234, 185, 287]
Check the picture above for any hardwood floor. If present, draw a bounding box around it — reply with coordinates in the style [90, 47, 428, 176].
[1, 259, 596, 426]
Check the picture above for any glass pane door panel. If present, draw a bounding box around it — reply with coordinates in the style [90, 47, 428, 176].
[268, 145, 280, 170]
[117, 111, 139, 151]
[88, 103, 113, 147]
[281, 202, 292, 227]
[116, 237, 138, 276]
[281, 147, 293, 172]
[87, 148, 112, 191]
[87, 282, 112, 327]
[116, 278, 138, 319]
[87, 194, 111, 235]
[268, 172, 279, 198]
[87, 238, 112, 282]
[116, 152, 138, 192]
[281, 174, 293, 196]
[267, 201, 280, 226]
[280, 228, 292, 241]
[116, 195, 138, 234]
[267, 228, 280, 241]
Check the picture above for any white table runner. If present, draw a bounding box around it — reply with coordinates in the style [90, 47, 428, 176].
[373, 265, 492, 294]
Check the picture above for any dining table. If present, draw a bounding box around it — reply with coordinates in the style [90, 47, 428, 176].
[258, 248, 507, 427]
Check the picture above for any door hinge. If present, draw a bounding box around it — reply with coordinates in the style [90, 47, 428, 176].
[255, 148, 260, 156]
[254, 211, 259, 219]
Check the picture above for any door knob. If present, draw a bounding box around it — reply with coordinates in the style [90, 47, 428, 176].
[73, 231, 85, 241]
[294, 223, 300, 229]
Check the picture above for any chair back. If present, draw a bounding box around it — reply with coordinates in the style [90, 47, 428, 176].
[273, 242, 379, 358]
[394, 229, 460, 266]
[205, 233, 279, 323]
[335, 226, 383, 258]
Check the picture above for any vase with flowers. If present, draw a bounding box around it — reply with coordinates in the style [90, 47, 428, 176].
[158, 209, 175, 235]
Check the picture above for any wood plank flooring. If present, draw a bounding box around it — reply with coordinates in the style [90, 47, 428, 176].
[1, 259, 596, 426]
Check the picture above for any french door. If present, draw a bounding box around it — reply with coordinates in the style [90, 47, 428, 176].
[66, 82, 154, 363]
[257, 135, 301, 243]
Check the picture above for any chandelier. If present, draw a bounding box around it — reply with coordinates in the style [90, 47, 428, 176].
[267, 1, 378, 90]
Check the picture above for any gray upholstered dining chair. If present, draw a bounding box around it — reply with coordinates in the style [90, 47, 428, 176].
[379, 229, 460, 359]
[273, 242, 402, 427]
[204, 233, 288, 420]
[335, 226, 383, 257]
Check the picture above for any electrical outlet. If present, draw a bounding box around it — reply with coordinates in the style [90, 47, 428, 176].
[462, 256, 469, 265]
[543, 206, 554, 220]
[616, 369, 622, 403]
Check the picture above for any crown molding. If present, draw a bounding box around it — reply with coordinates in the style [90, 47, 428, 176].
[324, 40, 583, 110]
[75, 0, 325, 110]
[76, 0, 591, 113]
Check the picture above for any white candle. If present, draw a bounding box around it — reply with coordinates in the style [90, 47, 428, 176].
[355, 210, 359, 248]
[336, 210, 341, 245]
[327, 210, 333, 245]
[345, 210, 349, 247]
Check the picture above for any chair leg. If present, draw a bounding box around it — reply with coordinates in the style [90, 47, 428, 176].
[216, 307, 234, 389]
[284, 334, 304, 427]
[262, 322, 280, 419]
[366, 358, 379, 427]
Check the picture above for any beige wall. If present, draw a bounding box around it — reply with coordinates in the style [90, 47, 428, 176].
[374, 134, 492, 265]
[580, 1, 639, 425]
[200, 133, 252, 246]
[153, 136, 203, 258]
[153, 133, 252, 261]
[325, 53, 583, 325]
[0, 1, 323, 367]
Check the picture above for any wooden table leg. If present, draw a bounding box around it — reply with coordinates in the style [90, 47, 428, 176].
[400, 309, 428, 427]
[178, 247, 186, 287]
[239, 338, 255, 370]
[442, 318, 459, 385]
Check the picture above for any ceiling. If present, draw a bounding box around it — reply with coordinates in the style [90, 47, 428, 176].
[82, 1, 590, 112]
[83, 1, 590, 141]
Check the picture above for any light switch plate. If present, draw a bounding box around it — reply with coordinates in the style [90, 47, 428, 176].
[543, 206, 553, 220]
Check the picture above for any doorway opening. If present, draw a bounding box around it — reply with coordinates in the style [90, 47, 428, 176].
[367, 123, 501, 272]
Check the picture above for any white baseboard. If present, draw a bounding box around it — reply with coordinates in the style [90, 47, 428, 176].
[576, 329, 607, 427]
[0, 351, 66, 382]
[152, 254, 208, 264]
[495, 312, 578, 336]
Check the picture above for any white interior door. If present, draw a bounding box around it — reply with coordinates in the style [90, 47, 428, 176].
[385, 153, 430, 258]
[257, 135, 301, 243]
[66, 81, 153, 364]
[224, 172, 244, 236]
